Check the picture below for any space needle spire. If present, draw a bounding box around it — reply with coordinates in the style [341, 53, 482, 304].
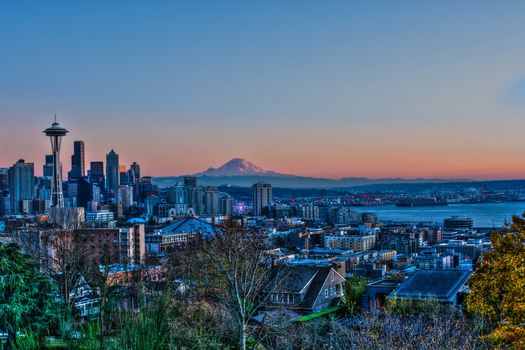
[43, 117, 68, 208]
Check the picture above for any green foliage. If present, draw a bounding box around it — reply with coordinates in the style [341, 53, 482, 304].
[295, 305, 346, 322]
[169, 301, 234, 350]
[343, 277, 367, 315]
[0, 243, 58, 348]
[387, 297, 445, 318]
[98, 296, 231, 350]
[8, 329, 39, 350]
[109, 296, 172, 350]
[467, 213, 525, 349]
[76, 322, 101, 350]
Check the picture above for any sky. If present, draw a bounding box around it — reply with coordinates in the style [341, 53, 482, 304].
[2, 0, 525, 179]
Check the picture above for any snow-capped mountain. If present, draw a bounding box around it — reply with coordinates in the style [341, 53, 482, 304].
[153, 158, 471, 188]
[193, 158, 289, 177]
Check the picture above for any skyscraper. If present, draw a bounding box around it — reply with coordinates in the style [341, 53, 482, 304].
[220, 194, 234, 216]
[252, 182, 272, 216]
[117, 185, 133, 209]
[8, 159, 35, 213]
[106, 150, 119, 198]
[128, 162, 141, 184]
[89, 161, 105, 191]
[204, 186, 220, 215]
[0, 168, 8, 191]
[43, 154, 54, 177]
[184, 176, 197, 187]
[44, 118, 68, 208]
[128, 162, 141, 202]
[68, 140, 85, 180]
[119, 170, 130, 186]
[188, 186, 205, 215]
[76, 177, 93, 209]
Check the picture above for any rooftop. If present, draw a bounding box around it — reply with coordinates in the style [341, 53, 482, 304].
[389, 269, 471, 302]
[159, 216, 216, 236]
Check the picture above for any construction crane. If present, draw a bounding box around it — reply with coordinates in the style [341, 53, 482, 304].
[298, 228, 325, 258]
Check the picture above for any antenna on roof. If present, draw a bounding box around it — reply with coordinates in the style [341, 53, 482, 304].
[54, 114, 57, 123]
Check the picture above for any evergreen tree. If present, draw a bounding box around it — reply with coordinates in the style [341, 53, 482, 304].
[0, 243, 58, 349]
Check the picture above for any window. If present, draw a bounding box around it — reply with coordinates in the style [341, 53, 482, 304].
[325, 289, 328, 298]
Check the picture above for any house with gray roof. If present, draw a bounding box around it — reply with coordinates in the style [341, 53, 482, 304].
[263, 264, 345, 314]
[388, 269, 471, 305]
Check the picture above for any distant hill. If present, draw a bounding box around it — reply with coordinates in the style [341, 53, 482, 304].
[153, 158, 471, 188]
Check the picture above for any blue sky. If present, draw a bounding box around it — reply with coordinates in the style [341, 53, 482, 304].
[1, 1, 525, 178]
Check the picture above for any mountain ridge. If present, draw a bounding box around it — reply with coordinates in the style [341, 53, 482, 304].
[153, 158, 473, 188]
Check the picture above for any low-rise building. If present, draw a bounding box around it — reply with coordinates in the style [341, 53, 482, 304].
[262, 264, 345, 314]
[324, 234, 375, 252]
[389, 269, 471, 305]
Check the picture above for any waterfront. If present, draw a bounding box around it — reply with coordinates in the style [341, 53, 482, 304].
[353, 202, 525, 227]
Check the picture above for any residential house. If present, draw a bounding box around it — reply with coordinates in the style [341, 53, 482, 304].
[263, 264, 345, 314]
[388, 269, 471, 305]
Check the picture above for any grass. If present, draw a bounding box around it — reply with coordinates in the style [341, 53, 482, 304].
[294, 305, 346, 322]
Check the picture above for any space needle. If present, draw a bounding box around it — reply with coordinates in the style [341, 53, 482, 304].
[44, 116, 68, 208]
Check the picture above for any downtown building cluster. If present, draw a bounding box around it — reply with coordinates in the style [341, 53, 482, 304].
[0, 129, 235, 224]
[0, 147, 150, 218]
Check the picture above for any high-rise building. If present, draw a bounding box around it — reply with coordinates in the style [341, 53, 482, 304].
[44, 119, 68, 208]
[128, 162, 141, 184]
[119, 171, 129, 186]
[188, 186, 205, 215]
[37, 176, 52, 202]
[252, 182, 272, 216]
[120, 223, 146, 264]
[117, 185, 133, 209]
[89, 161, 105, 192]
[43, 154, 54, 177]
[128, 162, 141, 202]
[0, 168, 8, 215]
[68, 140, 85, 180]
[204, 186, 220, 215]
[91, 184, 101, 204]
[184, 176, 197, 187]
[166, 184, 189, 216]
[119, 165, 128, 185]
[76, 177, 93, 209]
[8, 159, 35, 214]
[220, 194, 234, 216]
[0, 168, 8, 191]
[105, 150, 119, 198]
[138, 176, 157, 204]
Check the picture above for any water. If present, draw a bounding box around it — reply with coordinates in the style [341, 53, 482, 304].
[352, 202, 525, 227]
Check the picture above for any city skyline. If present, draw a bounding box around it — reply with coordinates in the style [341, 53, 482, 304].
[2, 1, 525, 179]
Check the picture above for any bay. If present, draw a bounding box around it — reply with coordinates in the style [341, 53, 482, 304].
[352, 202, 525, 228]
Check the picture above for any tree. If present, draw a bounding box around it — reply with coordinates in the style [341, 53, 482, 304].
[0, 243, 58, 349]
[175, 222, 275, 350]
[39, 229, 90, 308]
[266, 308, 486, 350]
[108, 295, 172, 350]
[343, 277, 367, 315]
[467, 213, 525, 349]
[83, 246, 125, 343]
